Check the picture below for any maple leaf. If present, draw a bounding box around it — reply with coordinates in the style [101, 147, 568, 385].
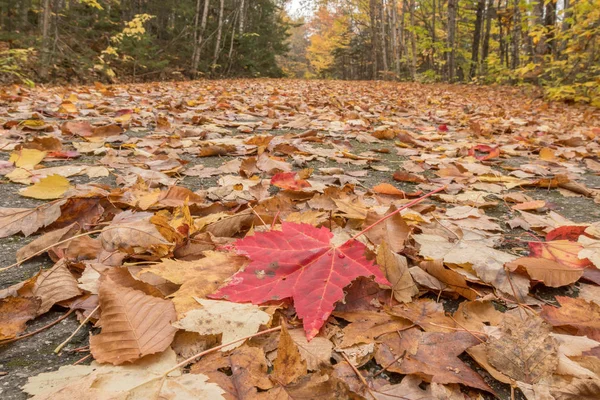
[210, 222, 390, 340]
[270, 172, 311, 190]
[540, 296, 600, 341]
[375, 327, 492, 393]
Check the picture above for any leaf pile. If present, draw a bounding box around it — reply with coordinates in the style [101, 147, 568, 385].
[1, 80, 600, 399]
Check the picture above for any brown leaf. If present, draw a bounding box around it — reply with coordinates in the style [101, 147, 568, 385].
[388, 298, 456, 332]
[274, 323, 307, 385]
[335, 310, 413, 347]
[103, 267, 165, 298]
[33, 260, 82, 315]
[374, 376, 435, 400]
[90, 278, 177, 365]
[506, 257, 584, 287]
[191, 345, 272, 399]
[375, 327, 491, 392]
[392, 170, 427, 184]
[0, 202, 64, 239]
[420, 259, 478, 300]
[452, 300, 503, 332]
[288, 329, 333, 371]
[257, 372, 349, 399]
[540, 296, 600, 341]
[371, 183, 406, 196]
[61, 121, 93, 136]
[0, 296, 41, 340]
[551, 378, 600, 400]
[485, 316, 558, 384]
[141, 251, 247, 316]
[376, 242, 418, 303]
[205, 211, 254, 237]
[365, 206, 410, 252]
[16, 223, 79, 263]
[100, 210, 171, 254]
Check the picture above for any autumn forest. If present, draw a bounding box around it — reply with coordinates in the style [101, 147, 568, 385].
[1, 1, 600, 400]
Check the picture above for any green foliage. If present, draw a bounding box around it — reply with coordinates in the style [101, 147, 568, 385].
[0, 0, 289, 83]
[0, 49, 35, 87]
[295, 0, 599, 107]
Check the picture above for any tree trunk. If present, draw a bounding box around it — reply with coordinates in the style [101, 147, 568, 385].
[558, 0, 571, 58]
[431, 0, 436, 72]
[239, 0, 245, 33]
[40, 0, 52, 80]
[390, 0, 399, 76]
[380, 0, 388, 74]
[190, 0, 202, 75]
[533, 0, 544, 62]
[408, 0, 417, 80]
[481, 0, 494, 72]
[212, 0, 225, 69]
[447, 0, 457, 82]
[511, 0, 521, 70]
[191, 0, 210, 75]
[369, 0, 379, 79]
[544, 0, 557, 56]
[469, 0, 485, 79]
[400, 0, 408, 74]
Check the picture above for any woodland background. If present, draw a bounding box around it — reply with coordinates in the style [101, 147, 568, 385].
[0, 0, 599, 105]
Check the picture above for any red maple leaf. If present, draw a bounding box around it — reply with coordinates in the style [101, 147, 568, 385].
[468, 144, 500, 161]
[210, 222, 390, 340]
[270, 172, 311, 191]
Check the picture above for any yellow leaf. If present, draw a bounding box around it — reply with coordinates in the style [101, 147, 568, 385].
[19, 175, 71, 200]
[58, 101, 78, 114]
[539, 147, 557, 161]
[9, 149, 46, 168]
[115, 113, 131, 124]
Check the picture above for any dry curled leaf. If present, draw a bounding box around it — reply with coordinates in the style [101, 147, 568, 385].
[90, 278, 177, 365]
[485, 316, 559, 384]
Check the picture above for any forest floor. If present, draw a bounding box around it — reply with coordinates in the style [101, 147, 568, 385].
[1, 79, 600, 399]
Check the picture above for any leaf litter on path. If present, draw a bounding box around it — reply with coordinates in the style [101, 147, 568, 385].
[0, 79, 599, 399]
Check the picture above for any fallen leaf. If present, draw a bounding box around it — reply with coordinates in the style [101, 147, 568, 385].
[271, 172, 311, 190]
[100, 210, 171, 255]
[419, 259, 478, 300]
[376, 242, 418, 303]
[540, 296, 600, 341]
[141, 252, 247, 316]
[375, 327, 491, 392]
[19, 175, 72, 200]
[365, 206, 410, 253]
[388, 298, 456, 333]
[273, 323, 307, 385]
[9, 148, 46, 168]
[485, 316, 558, 384]
[23, 348, 225, 399]
[0, 296, 41, 340]
[33, 260, 82, 315]
[173, 298, 270, 351]
[335, 310, 412, 347]
[287, 329, 333, 371]
[506, 257, 584, 287]
[210, 222, 390, 340]
[90, 277, 177, 364]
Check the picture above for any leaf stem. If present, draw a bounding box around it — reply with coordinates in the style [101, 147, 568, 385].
[0, 309, 74, 346]
[55, 305, 100, 353]
[350, 185, 445, 241]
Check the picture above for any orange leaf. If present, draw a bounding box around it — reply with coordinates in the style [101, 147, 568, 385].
[372, 183, 405, 196]
[506, 257, 584, 287]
